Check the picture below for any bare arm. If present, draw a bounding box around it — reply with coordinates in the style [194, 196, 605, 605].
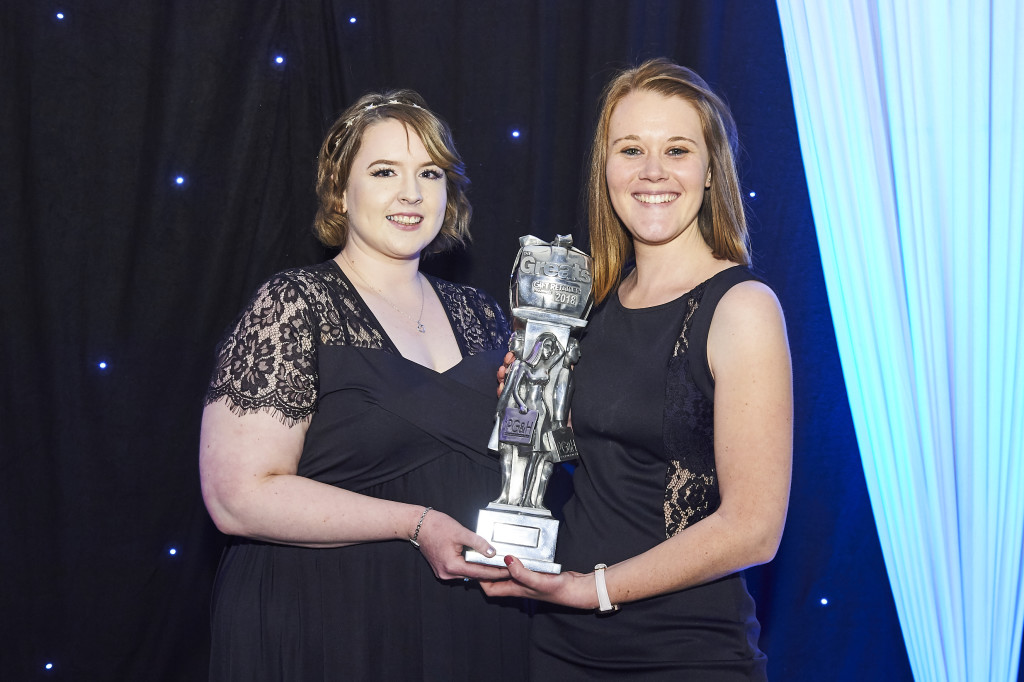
[481, 281, 793, 606]
[199, 400, 509, 580]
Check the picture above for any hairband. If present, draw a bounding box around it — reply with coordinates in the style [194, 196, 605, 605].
[344, 99, 422, 128]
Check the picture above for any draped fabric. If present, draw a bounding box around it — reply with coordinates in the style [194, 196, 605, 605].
[776, 2, 1024, 680]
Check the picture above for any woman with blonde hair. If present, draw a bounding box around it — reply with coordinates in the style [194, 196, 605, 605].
[483, 59, 793, 680]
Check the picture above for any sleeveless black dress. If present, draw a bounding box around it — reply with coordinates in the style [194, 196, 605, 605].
[204, 260, 529, 681]
[531, 266, 768, 681]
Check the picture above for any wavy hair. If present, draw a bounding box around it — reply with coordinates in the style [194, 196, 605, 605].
[313, 89, 471, 253]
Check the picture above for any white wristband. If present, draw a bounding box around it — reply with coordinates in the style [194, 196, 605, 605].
[594, 563, 619, 613]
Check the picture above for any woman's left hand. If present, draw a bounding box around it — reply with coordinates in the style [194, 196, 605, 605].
[478, 555, 598, 610]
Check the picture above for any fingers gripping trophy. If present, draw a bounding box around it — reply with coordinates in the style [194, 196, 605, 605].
[465, 235, 593, 573]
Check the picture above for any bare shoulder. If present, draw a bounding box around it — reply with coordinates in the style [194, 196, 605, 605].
[708, 280, 790, 374]
[717, 279, 784, 323]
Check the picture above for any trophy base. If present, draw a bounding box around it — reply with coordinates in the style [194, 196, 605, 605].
[464, 503, 562, 574]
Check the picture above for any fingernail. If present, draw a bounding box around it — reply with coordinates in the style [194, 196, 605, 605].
[485, 547, 496, 557]
[504, 555, 514, 566]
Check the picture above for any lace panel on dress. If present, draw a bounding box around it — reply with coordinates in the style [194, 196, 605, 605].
[665, 464, 717, 537]
[204, 262, 509, 426]
[663, 283, 721, 537]
[430, 277, 509, 355]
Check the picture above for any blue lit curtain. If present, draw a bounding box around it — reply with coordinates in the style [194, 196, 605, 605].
[775, 2, 1024, 680]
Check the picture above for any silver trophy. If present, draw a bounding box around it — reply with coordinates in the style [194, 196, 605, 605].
[465, 235, 593, 573]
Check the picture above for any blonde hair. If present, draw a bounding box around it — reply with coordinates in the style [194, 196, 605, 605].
[313, 89, 471, 253]
[587, 59, 750, 302]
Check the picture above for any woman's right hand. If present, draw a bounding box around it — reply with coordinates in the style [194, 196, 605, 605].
[496, 351, 515, 396]
[201, 402, 505, 564]
[413, 508, 511, 581]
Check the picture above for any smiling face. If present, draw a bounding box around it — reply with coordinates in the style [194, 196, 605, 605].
[341, 118, 447, 261]
[605, 90, 712, 249]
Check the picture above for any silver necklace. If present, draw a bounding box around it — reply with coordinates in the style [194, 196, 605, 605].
[343, 253, 426, 333]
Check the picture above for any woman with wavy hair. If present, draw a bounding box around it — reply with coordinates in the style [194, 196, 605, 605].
[200, 90, 528, 681]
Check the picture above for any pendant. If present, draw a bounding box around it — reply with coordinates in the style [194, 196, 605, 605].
[417, 323, 426, 333]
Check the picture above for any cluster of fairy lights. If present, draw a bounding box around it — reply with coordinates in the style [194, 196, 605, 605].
[46, 7, 776, 676]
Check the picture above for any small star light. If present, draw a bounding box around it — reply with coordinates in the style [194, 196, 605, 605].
[820, 597, 829, 606]
[98, 361, 108, 370]
[511, 129, 521, 139]
[45, 663, 54, 670]
[56, 12, 65, 20]
[174, 175, 186, 187]
[274, 55, 284, 65]
[168, 548, 178, 556]
[349, 16, 357, 23]
[749, 191, 757, 199]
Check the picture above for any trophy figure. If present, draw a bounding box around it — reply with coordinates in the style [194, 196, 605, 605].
[465, 235, 593, 573]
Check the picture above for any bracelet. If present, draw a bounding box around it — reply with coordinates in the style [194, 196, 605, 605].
[594, 563, 619, 613]
[409, 506, 432, 548]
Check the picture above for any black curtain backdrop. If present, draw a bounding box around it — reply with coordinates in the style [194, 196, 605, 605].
[2, 1, 922, 680]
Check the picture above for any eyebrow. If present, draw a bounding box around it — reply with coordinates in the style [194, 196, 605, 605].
[365, 158, 441, 169]
[610, 134, 699, 146]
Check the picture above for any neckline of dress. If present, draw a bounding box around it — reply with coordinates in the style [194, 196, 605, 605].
[328, 259, 467, 374]
[613, 264, 747, 313]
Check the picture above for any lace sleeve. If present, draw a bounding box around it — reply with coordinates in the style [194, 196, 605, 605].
[204, 272, 319, 426]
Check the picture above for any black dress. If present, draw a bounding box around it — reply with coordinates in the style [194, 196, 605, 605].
[531, 266, 768, 681]
[204, 260, 529, 682]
